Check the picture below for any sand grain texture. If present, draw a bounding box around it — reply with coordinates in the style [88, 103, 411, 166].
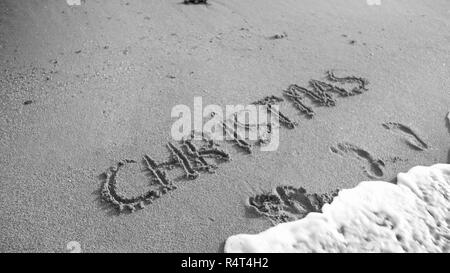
[1, 0, 449, 252]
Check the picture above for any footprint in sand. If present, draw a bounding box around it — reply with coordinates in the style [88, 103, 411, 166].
[330, 142, 385, 179]
[247, 186, 338, 224]
[382, 122, 428, 151]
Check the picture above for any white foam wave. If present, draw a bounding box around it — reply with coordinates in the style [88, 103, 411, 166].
[225, 164, 450, 253]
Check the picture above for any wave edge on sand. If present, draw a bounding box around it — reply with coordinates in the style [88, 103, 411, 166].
[225, 164, 450, 253]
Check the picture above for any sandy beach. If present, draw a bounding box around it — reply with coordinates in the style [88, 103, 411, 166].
[0, 0, 449, 253]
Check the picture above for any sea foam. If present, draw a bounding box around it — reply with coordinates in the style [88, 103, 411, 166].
[225, 164, 449, 253]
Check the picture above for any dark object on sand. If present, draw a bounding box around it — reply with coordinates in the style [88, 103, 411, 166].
[23, 100, 33, 105]
[184, 0, 207, 4]
[269, 32, 288, 40]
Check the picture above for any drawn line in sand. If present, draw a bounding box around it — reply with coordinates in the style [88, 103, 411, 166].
[283, 71, 369, 118]
[283, 85, 315, 118]
[248, 186, 339, 224]
[182, 139, 217, 173]
[326, 70, 369, 94]
[167, 142, 199, 179]
[289, 83, 336, 107]
[182, 137, 231, 172]
[252, 95, 284, 106]
[101, 136, 230, 213]
[330, 142, 385, 178]
[310, 79, 351, 98]
[101, 159, 176, 213]
[198, 147, 231, 162]
[98, 71, 370, 213]
[382, 122, 428, 151]
[220, 120, 253, 154]
[252, 95, 297, 129]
